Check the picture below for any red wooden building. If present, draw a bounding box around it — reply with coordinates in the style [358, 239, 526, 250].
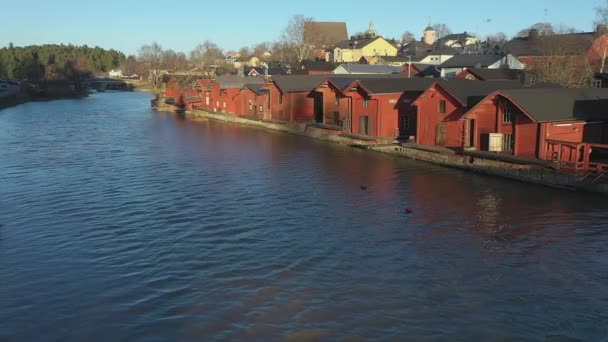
[337, 78, 435, 140]
[262, 75, 328, 122]
[232, 84, 268, 119]
[163, 77, 184, 107]
[203, 76, 265, 114]
[412, 79, 552, 149]
[462, 88, 608, 160]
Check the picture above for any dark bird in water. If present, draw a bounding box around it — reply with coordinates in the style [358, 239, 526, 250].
[360, 186, 367, 190]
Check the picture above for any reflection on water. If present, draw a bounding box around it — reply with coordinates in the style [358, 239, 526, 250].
[1, 92, 608, 341]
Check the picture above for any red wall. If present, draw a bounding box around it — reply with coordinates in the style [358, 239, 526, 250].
[265, 82, 316, 122]
[348, 88, 378, 136]
[514, 115, 538, 158]
[163, 79, 183, 105]
[314, 83, 350, 126]
[545, 122, 585, 143]
[234, 89, 268, 119]
[466, 95, 545, 158]
[415, 85, 465, 148]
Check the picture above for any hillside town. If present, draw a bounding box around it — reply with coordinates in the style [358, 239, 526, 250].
[149, 19, 608, 191]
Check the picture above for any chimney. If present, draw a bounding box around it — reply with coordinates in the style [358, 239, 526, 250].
[264, 66, 269, 79]
[528, 29, 539, 41]
[596, 24, 608, 36]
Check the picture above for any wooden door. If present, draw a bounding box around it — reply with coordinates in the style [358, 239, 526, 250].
[435, 124, 447, 146]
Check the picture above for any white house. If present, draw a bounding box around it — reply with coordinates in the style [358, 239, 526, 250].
[438, 32, 479, 48]
[439, 54, 525, 78]
[109, 69, 123, 78]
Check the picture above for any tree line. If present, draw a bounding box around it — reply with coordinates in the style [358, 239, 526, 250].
[0, 43, 125, 82]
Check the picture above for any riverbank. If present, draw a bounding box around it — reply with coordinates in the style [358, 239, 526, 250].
[0, 92, 90, 111]
[172, 106, 608, 195]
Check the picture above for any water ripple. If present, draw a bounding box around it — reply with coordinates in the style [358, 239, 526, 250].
[1, 93, 608, 341]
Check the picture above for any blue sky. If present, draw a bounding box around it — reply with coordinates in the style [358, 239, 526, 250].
[1, 0, 605, 55]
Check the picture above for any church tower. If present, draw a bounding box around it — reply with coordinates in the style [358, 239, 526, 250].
[368, 21, 378, 38]
[423, 24, 436, 45]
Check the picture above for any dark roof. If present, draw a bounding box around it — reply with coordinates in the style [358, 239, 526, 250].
[439, 54, 504, 68]
[504, 32, 597, 57]
[436, 79, 559, 107]
[416, 65, 441, 78]
[270, 74, 413, 93]
[301, 60, 339, 71]
[242, 83, 266, 95]
[497, 88, 608, 122]
[440, 32, 476, 41]
[335, 36, 385, 49]
[356, 77, 437, 94]
[269, 75, 329, 92]
[464, 68, 526, 80]
[400, 41, 459, 60]
[215, 75, 265, 89]
[378, 56, 410, 63]
[304, 22, 349, 46]
[336, 63, 404, 74]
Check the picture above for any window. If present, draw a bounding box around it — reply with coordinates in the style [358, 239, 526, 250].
[503, 133, 514, 153]
[249, 102, 253, 110]
[592, 79, 603, 88]
[223, 102, 226, 108]
[335, 98, 340, 106]
[363, 99, 369, 109]
[438, 100, 446, 113]
[206, 96, 210, 105]
[503, 105, 514, 123]
[401, 115, 410, 130]
[279, 94, 283, 104]
[259, 105, 263, 112]
[216, 101, 219, 107]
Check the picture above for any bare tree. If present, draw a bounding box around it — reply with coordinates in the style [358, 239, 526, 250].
[532, 35, 593, 87]
[594, 1, 608, 73]
[401, 31, 415, 44]
[271, 40, 298, 63]
[485, 32, 508, 44]
[190, 41, 224, 68]
[252, 42, 271, 58]
[432, 24, 452, 39]
[281, 15, 316, 62]
[238, 46, 250, 59]
[595, 0, 608, 27]
[138, 42, 165, 95]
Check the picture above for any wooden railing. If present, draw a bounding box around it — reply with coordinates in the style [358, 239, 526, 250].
[545, 140, 608, 179]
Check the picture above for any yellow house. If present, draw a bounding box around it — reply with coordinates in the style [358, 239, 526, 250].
[333, 36, 398, 63]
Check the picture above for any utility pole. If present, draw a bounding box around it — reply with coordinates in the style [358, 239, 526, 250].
[407, 56, 412, 78]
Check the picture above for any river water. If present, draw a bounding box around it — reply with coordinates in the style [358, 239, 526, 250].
[1, 92, 608, 341]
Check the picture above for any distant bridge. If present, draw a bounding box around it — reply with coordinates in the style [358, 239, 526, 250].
[84, 78, 133, 92]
